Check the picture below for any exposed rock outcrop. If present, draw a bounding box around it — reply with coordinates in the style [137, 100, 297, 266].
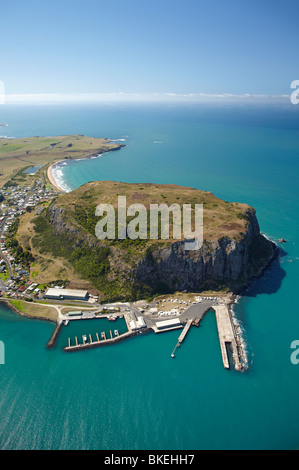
[136, 210, 277, 292]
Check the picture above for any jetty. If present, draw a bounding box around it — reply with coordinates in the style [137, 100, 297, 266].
[213, 305, 241, 371]
[178, 318, 193, 343]
[171, 318, 194, 358]
[47, 321, 63, 349]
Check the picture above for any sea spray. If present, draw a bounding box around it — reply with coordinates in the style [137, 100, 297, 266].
[230, 298, 249, 371]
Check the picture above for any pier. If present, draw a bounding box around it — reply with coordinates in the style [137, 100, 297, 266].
[178, 318, 193, 343]
[64, 330, 136, 352]
[171, 318, 194, 357]
[213, 305, 241, 371]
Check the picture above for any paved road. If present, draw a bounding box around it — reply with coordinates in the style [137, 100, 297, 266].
[0, 213, 13, 280]
[142, 299, 218, 329]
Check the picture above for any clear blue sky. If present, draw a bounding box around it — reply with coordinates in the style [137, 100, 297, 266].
[1, 0, 298, 99]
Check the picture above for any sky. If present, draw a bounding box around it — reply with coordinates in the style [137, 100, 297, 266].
[1, 0, 299, 102]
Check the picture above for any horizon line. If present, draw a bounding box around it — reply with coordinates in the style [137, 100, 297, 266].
[1, 91, 291, 105]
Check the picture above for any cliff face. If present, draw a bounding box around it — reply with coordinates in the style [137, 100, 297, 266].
[136, 210, 277, 293]
[48, 204, 96, 247]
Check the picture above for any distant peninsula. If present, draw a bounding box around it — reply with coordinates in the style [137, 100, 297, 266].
[0, 135, 124, 188]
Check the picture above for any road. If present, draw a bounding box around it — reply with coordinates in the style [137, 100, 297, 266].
[139, 298, 218, 330]
[0, 211, 13, 283]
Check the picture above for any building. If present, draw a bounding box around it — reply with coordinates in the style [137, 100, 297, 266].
[155, 318, 182, 330]
[129, 316, 147, 331]
[67, 311, 83, 317]
[45, 288, 89, 301]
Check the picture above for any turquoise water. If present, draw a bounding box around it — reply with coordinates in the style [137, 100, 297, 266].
[0, 103, 299, 449]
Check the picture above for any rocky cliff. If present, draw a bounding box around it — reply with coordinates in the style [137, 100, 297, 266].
[136, 210, 277, 293]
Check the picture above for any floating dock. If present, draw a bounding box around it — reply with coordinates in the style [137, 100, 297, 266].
[213, 305, 241, 371]
[64, 330, 136, 352]
[63, 312, 145, 352]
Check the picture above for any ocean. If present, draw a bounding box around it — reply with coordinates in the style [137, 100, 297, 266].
[0, 102, 299, 450]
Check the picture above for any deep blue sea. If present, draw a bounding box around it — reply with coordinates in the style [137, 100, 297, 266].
[0, 102, 299, 450]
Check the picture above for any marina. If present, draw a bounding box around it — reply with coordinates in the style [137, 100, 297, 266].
[64, 330, 136, 352]
[42, 295, 244, 370]
[63, 312, 142, 352]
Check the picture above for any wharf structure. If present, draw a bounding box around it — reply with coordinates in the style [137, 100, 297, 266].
[213, 304, 242, 371]
[63, 311, 144, 352]
[48, 296, 244, 371]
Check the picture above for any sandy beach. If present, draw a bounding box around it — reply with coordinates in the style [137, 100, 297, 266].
[47, 161, 66, 193]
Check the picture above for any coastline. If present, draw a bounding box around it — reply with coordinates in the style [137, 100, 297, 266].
[46, 143, 125, 193]
[47, 160, 67, 193]
[0, 298, 58, 325]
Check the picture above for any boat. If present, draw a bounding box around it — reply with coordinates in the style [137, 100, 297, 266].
[108, 315, 117, 321]
[171, 353, 175, 358]
[82, 335, 87, 342]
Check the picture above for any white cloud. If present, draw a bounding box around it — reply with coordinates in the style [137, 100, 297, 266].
[4, 91, 290, 104]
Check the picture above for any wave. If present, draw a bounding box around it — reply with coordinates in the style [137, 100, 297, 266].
[51, 165, 73, 193]
[230, 303, 249, 370]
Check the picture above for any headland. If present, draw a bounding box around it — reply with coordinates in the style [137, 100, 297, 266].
[0, 134, 278, 373]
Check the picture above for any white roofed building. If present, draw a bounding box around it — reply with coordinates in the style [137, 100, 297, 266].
[45, 288, 89, 301]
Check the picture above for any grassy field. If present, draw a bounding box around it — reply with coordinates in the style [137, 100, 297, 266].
[0, 135, 122, 188]
[57, 180, 252, 242]
[8, 299, 59, 322]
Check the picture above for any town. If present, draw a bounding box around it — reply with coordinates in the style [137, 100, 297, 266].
[0, 178, 59, 300]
